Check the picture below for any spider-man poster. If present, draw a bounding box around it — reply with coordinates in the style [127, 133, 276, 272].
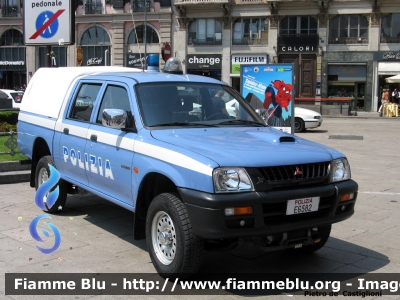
[240, 64, 294, 134]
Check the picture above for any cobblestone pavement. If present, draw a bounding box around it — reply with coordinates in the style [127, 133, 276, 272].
[1, 115, 400, 299]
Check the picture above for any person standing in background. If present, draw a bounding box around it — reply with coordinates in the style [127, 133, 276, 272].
[391, 88, 398, 104]
[384, 89, 390, 102]
[392, 88, 399, 104]
[378, 89, 390, 116]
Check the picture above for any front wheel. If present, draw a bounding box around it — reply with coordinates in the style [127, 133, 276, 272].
[146, 193, 203, 277]
[35, 156, 67, 213]
[294, 117, 305, 133]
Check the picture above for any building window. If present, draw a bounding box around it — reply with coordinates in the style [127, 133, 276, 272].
[0, 28, 22, 46]
[127, 25, 159, 44]
[80, 26, 111, 66]
[381, 14, 400, 43]
[81, 26, 110, 45]
[233, 18, 268, 45]
[189, 19, 222, 45]
[329, 15, 368, 44]
[1, 0, 19, 17]
[0, 45, 25, 67]
[131, 0, 151, 12]
[0, 28, 25, 84]
[38, 47, 67, 67]
[279, 16, 317, 36]
[84, 0, 103, 14]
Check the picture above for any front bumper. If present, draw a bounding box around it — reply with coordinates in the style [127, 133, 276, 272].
[179, 179, 357, 240]
[304, 118, 323, 129]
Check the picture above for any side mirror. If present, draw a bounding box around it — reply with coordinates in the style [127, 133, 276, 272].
[102, 108, 128, 129]
[255, 108, 269, 123]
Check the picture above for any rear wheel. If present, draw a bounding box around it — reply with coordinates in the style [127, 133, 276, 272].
[146, 193, 203, 277]
[35, 156, 67, 213]
[294, 117, 305, 133]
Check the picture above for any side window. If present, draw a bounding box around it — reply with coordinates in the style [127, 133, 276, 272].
[96, 85, 131, 124]
[69, 83, 102, 122]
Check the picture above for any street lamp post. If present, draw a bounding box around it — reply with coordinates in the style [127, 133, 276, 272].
[143, 0, 149, 70]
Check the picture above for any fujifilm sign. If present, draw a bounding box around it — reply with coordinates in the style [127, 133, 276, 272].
[232, 55, 267, 64]
[231, 55, 268, 74]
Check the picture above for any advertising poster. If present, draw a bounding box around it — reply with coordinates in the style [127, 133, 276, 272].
[240, 64, 294, 134]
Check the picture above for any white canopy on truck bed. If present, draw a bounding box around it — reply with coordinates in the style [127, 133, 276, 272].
[21, 66, 141, 118]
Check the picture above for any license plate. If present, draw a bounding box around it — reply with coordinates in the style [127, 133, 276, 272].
[286, 197, 320, 215]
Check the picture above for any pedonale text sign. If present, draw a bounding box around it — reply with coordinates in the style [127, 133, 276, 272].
[23, 0, 75, 45]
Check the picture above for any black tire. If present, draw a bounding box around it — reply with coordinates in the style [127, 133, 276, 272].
[294, 117, 305, 133]
[146, 193, 203, 277]
[35, 155, 67, 214]
[295, 225, 331, 253]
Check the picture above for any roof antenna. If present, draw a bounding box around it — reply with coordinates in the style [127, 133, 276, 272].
[130, 0, 144, 70]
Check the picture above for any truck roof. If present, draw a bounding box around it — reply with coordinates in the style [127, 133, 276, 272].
[21, 66, 222, 118]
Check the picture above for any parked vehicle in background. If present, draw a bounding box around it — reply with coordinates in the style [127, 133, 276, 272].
[0, 89, 24, 109]
[0, 90, 12, 108]
[225, 99, 323, 133]
[294, 107, 323, 133]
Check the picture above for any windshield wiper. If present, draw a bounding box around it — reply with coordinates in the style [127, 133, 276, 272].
[149, 122, 216, 127]
[217, 119, 266, 126]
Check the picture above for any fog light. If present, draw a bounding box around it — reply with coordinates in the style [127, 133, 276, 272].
[340, 193, 354, 202]
[341, 205, 346, 211]
[239, 220, 245, 227]
[224, 206, 253, 216]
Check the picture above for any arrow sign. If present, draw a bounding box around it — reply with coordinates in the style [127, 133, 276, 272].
[30, 9, 65, 40]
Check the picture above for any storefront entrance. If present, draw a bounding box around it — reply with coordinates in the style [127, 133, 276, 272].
[0, 29, 26, 90]
[279, 54, 316, 98]
[187, 70, 221, 81]
[0, 70, 26, 90]
[327, 64, 367, 111]
[355, 82, 365, 109]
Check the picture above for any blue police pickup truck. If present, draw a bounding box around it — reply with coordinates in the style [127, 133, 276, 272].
[17, 65, 358, 276]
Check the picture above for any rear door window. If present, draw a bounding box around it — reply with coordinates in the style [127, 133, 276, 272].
[68, 83, 103, 122]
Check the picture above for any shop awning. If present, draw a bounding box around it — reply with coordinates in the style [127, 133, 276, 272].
[386, 74, 400, 83]
[378, 62, 400, 75]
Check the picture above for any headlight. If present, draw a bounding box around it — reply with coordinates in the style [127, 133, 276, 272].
[213, 168, 254, 193]
[330, 158, 351, 182]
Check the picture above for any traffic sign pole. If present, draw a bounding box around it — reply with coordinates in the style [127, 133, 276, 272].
[46, 46, 51, 67]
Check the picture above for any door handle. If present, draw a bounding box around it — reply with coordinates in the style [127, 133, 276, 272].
[63, 128, 69, 134]
[90, 134, 97, 142]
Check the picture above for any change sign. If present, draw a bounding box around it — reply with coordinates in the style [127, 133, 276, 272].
[23, 0, 75, 45]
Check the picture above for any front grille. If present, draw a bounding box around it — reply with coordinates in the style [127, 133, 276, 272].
[259, 162, 330, 181]
[262, 195, 334, 226]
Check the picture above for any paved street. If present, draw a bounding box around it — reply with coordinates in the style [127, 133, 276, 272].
[1, 114, 400, 299]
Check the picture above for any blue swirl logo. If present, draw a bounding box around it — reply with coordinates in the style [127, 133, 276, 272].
[35, 164, 60, 211]
[29, 164, 62, 254]
[29, 214, 61, 254]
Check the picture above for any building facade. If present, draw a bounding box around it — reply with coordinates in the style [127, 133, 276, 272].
[0, 0, 173, 90]
[1, 0, 400, 112]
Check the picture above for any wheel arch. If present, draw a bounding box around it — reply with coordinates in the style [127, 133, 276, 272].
[133, 172, 179, 240]
[30, 137, 51, 187]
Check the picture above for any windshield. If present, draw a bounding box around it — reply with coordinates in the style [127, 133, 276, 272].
[136, 82, 265, 127]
